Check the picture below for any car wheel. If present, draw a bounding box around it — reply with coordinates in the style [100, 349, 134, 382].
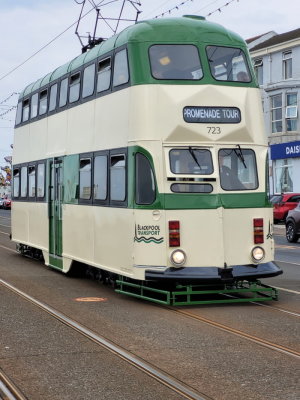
[286, 222, 299, 243]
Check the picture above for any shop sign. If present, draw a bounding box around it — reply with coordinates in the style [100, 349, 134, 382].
[270, 141, 300, 160]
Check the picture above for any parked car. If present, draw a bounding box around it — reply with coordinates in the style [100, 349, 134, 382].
[286, 203, 300, 243]
[270, 193, 300, 223]
[2, 198, 11, 210]
[0, 198, 4, 208]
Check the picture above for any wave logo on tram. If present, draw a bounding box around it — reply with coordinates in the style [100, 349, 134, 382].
[134, 224, 164, 244]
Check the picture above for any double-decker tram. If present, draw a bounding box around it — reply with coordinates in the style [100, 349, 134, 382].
[12, 15, 282, 305]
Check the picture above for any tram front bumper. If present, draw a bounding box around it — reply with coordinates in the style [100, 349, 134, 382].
[145, 262, 283, 283]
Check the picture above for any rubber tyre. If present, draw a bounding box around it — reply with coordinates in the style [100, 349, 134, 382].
[286, 222, 299, 243]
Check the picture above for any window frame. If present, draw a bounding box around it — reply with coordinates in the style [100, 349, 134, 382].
[15, 102, 22, 126]
[36, 160, 46, 201]
[82, 62, 96, 100]
[48, 82, 58, 114]
[112, 47, 130, 91]
[58, 76, 69, 109]
[39, 89, 48, 116]
[253, 58, 263, 86]
[30, 92, 39, 120]
[218, 148, 259, 191]
[206, 45, 252, 83]
[12, 166, 21, 199]
[286, 92, 298, 132]
[79, 153, 93, 205]
[97, 56, 112, 95]
[69, 71, 81, 104]
[149, 44, 203, 81]
[20, 164, 28, 199]
[22, 98, 30, 123]
[271, 94, 283, 133]
[28, 164, 37, 200]
[109, 148, 127, 207]
[283, 51, 292, 80]
[93, 150, 109, 206]
[135, 152, 156, 205]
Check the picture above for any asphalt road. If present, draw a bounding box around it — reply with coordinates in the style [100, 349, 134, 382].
[0, 209, 299, 400]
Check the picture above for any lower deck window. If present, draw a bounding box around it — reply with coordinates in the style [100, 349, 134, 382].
[219, 148, 258, 190]
[135, 153, 156, 204]
[37, 163, 45, 198]
[80, 158, 92, 199]
[170, 148, 213, 175]
[28, 166, 36, 197]
[13, 168, 20, 197]
[94, 155, 107, 200]
[21, 166, 28, 197]
[110, 154, 126, 201]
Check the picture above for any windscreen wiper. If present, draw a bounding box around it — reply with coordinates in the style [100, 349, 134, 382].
[234, 144, 247, 168]
[188, 147, 202, 171]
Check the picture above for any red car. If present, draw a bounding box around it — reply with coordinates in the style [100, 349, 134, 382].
[271, 193, 300, 223]
[2, 198, 11, 210]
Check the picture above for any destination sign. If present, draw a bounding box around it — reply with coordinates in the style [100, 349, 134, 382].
[183, 106, 241, 123]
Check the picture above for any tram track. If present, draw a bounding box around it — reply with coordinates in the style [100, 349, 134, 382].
[167, 307, 300, 360]
[0, 370, 27, 400]
[0, 239, 299, 318]
[0, 279, 211, 400]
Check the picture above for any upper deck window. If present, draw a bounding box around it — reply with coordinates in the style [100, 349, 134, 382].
[113, 49, 129, 87]
[15, 102, 22, 125]
[82, 64, 95, 98]
[206, 46, 251, 82]
[59, 78, 68, 108]
[39, 89, 48, 116]
[30, 93, 38, 119]
[170, 148, 213, 175]
[69, 72, 81, 103]
[149, 45, 203, 80]
[22, 99, 30, 122]
[219, 149, 258, 191]
[49, 84, 58, 112]
[97, 58, 111, 93]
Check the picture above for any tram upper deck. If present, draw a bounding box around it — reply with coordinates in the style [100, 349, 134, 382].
[14, 16, 263, 164]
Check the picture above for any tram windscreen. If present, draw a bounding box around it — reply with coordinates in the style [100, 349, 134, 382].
[169, 148, 213, 175]
[206, 46, 251, 82]
[219, 149, 258, 190]
[149, 45, 203, 80]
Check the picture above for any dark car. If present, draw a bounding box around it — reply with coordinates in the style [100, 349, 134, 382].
[286, 203, 300, 242]
[270, 193, 300, 223]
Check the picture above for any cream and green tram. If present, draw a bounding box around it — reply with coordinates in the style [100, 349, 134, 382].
[12, 16, 282, 305]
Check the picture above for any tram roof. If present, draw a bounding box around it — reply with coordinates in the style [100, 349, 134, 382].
[20, 16, 245, 99]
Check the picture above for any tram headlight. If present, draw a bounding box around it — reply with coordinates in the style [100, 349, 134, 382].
[170, 249, 186, 267]
[251, 246, 265, 262]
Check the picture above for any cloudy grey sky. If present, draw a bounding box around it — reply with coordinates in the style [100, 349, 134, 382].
[0, 0, 299, 167]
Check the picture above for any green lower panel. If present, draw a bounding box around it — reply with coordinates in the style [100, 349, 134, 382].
[49, 255, 63, 270]
[115, 278, 278, 306]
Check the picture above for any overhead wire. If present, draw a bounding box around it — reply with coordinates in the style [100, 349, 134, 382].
[0, 1, 105, 83]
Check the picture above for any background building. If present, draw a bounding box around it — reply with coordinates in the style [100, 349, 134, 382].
[249, 28, 300, 195]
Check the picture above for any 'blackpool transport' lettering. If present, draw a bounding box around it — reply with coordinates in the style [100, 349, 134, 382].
[183, 106, 241, 123]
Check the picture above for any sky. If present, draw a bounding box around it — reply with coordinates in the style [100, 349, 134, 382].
[0, 0, 299, 172]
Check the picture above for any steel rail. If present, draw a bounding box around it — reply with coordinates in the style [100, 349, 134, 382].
[0, 371, 27, 400]
[0, 279, 211, 400]
[168, 308, 300, 360]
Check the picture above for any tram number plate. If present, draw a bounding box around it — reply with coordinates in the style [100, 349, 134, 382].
[207, 126, 221, 134]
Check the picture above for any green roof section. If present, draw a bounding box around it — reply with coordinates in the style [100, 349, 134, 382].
[19, 16, 250, 100]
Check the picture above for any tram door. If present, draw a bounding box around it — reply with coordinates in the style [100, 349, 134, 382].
[49, 158, 63, 268]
